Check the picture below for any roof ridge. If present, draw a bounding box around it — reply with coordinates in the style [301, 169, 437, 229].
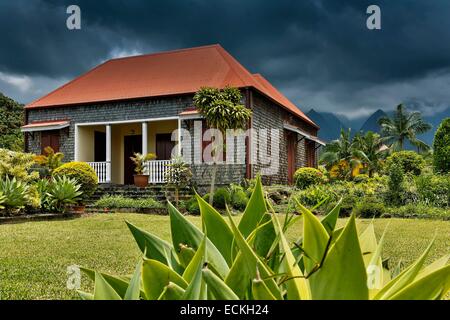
[215, 46, 259, 87]
[109, 44, 222, 62]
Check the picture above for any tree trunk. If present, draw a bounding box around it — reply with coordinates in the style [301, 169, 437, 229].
[209, 163, 217, 206]
[175, 188, 179, 207]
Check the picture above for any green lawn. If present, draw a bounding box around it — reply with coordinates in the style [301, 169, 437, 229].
[0, 213, 449, 300]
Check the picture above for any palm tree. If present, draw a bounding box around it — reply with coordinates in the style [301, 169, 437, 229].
[353, 131, 388, 177]
[194, 87, 252, 204]
[319, 128, 362, 179]
[378, 104, 432, 152]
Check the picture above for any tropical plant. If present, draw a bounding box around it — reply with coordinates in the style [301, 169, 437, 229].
[130, 153, 156, 175]
[0, 148, 39, 182]
[52, 162, 98, 202]
[293, 167, 324, 189]
[79, 176, 450, 300]
[47, 176, 82, 213]
[0, 176, 29, 214]
[194, 86, 252, 205]
[33, 146, 64, 174]
[433, 118, 450, 173]
[378, 104, 432, 152]
[165, 156, 192, 206]
[353, 131, 389, 177]
[319, 129, 362, 180]
[385, 151, 425, 176]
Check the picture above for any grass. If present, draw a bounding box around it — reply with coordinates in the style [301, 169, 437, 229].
[0, 213, 449, 300]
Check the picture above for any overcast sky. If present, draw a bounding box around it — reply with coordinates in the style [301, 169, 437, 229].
[1, 0, 450, 119]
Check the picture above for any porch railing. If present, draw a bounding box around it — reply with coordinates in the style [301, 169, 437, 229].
[87, 160, 173, 184]
[145, 160, 173, 184]
[87, 162, 110, 184]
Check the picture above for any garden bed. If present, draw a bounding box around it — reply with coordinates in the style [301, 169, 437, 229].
[0, 212, 77, 224]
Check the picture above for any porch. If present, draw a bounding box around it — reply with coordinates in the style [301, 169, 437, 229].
[75, 118, 181, 184]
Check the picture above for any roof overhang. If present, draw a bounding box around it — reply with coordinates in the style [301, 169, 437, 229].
[21, 120, 70, 132]
[179, 108, 203, 120]
[283, 123, 326, 146]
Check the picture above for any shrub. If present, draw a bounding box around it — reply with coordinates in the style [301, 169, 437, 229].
[186, 196, 200, 215]
[53, 162, 98, 201]
[386, 204, 450, 220]
[47, 176, 82, 213]
[0, 149, 38, 182]
[26, 185, 41, 210]
[33, 179, 51, 211]
[353, 198, 386, 218]
[294, 167, 324, 189]
[213, 187, 231, 209]
[386, 162, 405, 205]
[80, 175, 450, 300]
[414, 173, 450, 207]
[386, 151, 425, 176]
[94, 195, 163, 210]
[353, 174, 369, 183]
[433, 118, 450, 173]
[231, 189, 248, 211]
[0, 176, 29, 214]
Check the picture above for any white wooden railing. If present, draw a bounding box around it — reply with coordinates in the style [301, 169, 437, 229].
[145, 160, 173, 184]
[87, 160, 172, 184]
[87, 162, 110, 184]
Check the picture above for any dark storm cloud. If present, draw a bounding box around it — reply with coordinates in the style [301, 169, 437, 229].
[1, 0, 450, 116]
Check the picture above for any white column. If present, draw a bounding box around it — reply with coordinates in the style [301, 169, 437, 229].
[74, 125, 79, 161]
[142, 122, 148, 155]
[177, 117, 182, 157]
[106, 124, 112, 183]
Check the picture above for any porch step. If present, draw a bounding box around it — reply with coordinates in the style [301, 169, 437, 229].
[89, 184, 192, 203]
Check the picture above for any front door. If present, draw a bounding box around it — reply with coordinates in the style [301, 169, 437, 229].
[287, 132, 296, 185]
[124, 135, 142, 185]
[156, 133, 175, 160]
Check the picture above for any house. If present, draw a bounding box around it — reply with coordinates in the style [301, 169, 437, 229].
[22, 44, 324, 187]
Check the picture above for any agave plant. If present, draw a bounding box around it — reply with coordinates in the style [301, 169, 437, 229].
[47, 176, 82, 213]
[79, 176, 450, 300]
[0, 176, 29, 214]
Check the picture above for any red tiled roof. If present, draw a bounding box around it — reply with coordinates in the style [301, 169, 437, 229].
[26, 44, 317, 128]
[21, 119, 70, 131]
